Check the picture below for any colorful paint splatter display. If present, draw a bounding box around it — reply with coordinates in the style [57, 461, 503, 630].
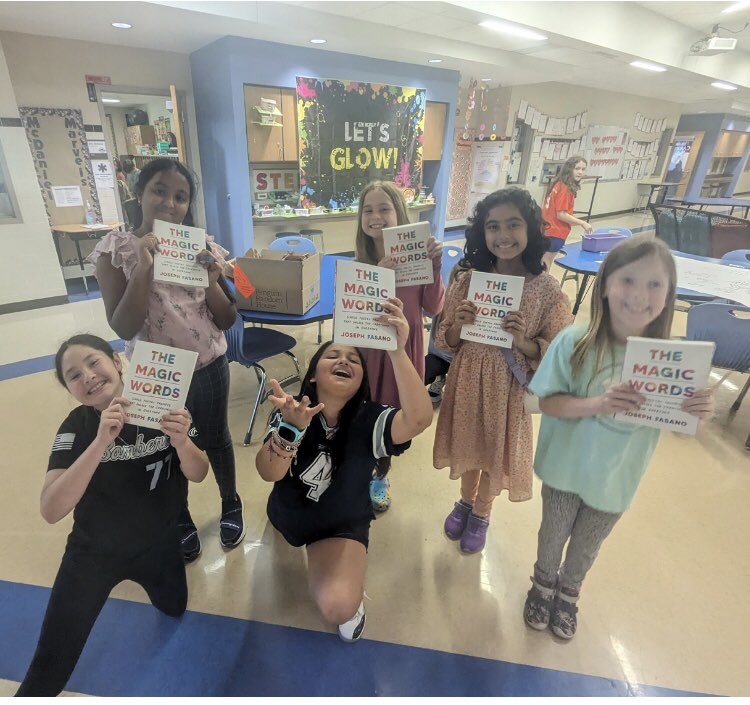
[296, 76, 426, 209]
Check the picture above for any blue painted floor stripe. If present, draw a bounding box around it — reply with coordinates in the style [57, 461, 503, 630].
[0, 580, 704, 697]
[0, 340, 125, 382]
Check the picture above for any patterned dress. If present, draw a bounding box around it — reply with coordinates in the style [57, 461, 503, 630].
[433, 269, 572, 501]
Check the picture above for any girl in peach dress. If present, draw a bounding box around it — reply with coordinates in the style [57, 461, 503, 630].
[433, 188, 572, 554]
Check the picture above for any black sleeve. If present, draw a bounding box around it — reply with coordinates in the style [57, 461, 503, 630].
[185, 423, 201, 450]
[47, 410, 91, 472]
[217, 274, 236, 304]
[369, 405, 411, 459]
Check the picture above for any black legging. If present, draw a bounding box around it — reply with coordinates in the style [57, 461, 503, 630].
[184, 354, 237, 505]
[16, 538, 186, 697]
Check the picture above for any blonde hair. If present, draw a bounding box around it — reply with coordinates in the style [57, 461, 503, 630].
[571, 235, 677, 380]
[355, 181, 410, 265]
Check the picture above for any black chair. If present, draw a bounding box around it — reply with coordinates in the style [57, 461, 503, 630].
[225, 315, 301, 445]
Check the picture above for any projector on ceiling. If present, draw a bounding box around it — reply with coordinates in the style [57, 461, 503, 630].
[690, 36, 737, 56]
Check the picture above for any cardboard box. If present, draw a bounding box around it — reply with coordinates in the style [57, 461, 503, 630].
[234, 250, 320, 314]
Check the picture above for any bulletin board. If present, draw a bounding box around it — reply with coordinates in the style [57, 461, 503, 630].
[446, 128, 473, 223]
[19, 107, 100, 226]
[583, 124, 628, 181]
[296, 76, 425, 209]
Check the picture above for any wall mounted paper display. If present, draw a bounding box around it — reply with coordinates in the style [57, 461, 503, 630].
[51, 185, 83, 207]
[19, 107, 100, 225]
[614, 337, 714, 435]
[123, 341, 199, 430]
[252, 169, 298, 197]
[460, 271, 524, 348]
[382, 221, 433, 286]
[446, 130, 473, 223]
[153, 219, 209, 288]
[91, 160, 114, 189]
[296, 76, 425, 210]
[333, 260, 397, 350]
[584, 125, 628, 180]
[87, 139, 107, 156]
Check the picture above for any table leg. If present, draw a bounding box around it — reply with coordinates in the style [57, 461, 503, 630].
[572, 274, 592, 316]
[74, 239, 88, 295]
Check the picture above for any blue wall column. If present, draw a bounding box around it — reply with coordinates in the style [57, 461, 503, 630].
[190, 36, 460, 257]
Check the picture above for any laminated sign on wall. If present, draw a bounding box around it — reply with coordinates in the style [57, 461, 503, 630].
[583, 125, 628, 181]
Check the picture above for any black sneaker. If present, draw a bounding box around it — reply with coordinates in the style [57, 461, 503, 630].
[180, 521, 201, 563]
[220, 495, 246, 548]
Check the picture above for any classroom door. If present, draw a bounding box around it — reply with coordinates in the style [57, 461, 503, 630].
[668, 132, 703, 198]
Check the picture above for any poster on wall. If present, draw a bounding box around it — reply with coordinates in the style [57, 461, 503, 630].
[296, 76, 426, 209]
[19, 107, 100, 225]
[583, 124, 628, 181]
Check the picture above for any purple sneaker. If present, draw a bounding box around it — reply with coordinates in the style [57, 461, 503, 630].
[460, 513, 489, 554]
[444, 500, 472, 540]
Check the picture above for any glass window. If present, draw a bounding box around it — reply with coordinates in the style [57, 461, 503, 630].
[0, 140, 22, 224]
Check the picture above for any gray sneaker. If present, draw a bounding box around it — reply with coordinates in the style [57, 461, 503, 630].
[428, 375, 446, 403]
[523, 576, 556, 630]
[550, 591, 579, 639]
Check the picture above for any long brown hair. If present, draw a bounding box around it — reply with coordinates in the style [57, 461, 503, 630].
[355, 181, 410, 265]
[545, 155, 587, 200]
[570, 235, 677, 380]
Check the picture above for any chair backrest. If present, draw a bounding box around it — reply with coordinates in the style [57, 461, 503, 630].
[650, 204, 680, 250]
[224, 314, 245, 363]
[441, 245, 463, 286]
[268, 235, 317, 253]
[721, 249, 750, 265]
[686, 303, 750, 371]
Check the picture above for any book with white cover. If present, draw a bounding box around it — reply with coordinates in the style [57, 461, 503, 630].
[614, 336, 714, 435]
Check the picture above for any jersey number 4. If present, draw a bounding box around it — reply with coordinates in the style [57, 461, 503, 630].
[298, 452, 333, 502]
[146, 453, 173, 491]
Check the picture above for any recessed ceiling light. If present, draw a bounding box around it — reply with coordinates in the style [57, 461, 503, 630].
[310, 38, 326, 44]
[111, 22, 132, 29]
[712, 81, 738, 90]
[428, 58, 443, 64]
[479, 20, 547, 41]
[722, 1, 750, 13]
[630, 60, 667, 72]
[102, 98, 121, 103]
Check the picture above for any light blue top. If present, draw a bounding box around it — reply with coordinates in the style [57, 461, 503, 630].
[528, 325, 661, 514]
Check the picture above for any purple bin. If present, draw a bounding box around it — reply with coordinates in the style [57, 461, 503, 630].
[582, 228, 632, 253]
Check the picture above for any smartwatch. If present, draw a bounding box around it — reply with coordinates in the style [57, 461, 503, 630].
[276, 420, 306, 444]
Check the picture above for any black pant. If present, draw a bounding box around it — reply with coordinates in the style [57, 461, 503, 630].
[185, 354, 237, 505]
[424, 353, 450, 386]
[16, 539, 186, 697]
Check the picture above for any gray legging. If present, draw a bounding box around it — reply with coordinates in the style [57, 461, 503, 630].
[534, 483, 622, 594]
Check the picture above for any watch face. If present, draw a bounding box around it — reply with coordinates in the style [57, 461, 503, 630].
[278, 425, 296, 442]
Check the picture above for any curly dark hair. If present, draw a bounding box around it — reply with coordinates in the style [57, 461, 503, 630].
[461, 188, 549, 275]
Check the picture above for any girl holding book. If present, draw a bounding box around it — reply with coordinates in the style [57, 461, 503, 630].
[255, 299, 432, 642]
[523, 235, 714, 639]
[17, 335, 207, 696]
[89, 158, 242, 562]
[433, 188, 572, 554]
[354, 180, 444, 512]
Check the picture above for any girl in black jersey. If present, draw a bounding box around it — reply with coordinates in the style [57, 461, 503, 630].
[16, 335, 208, 696]
[256, 298, 433, 642]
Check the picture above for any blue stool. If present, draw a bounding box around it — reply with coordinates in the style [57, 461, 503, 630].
[268, 235, 317, 253]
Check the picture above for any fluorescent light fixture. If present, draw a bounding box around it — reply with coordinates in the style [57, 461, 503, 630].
[111, 22, 132, 29]
[722, 1, 750, 13]
[428, 58, 443, 63]
[712, 81, 738, 90]
[630, 60, 667, 72]
[102, 98, 121, 103]
[309, 38, 326, 44]
[479, 19, 547, 41]
[481, 78, 492, 82]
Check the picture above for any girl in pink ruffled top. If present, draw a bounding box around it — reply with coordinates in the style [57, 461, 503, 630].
[88, 158, 243, 562]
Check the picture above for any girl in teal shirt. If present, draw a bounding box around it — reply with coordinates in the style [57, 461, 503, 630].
[524, 236, 714, 639]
